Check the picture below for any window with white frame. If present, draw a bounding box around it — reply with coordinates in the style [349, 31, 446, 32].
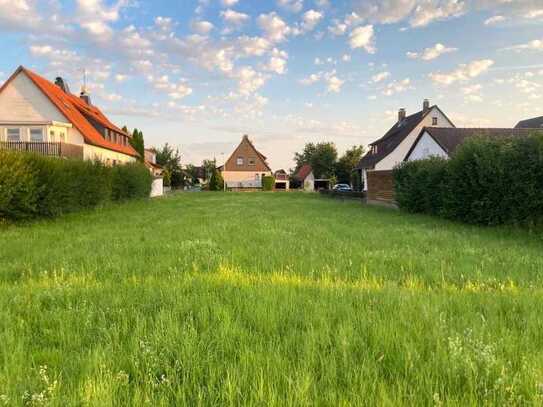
[236, 157, 244, 165]
[7, 128, 21, 142]
[30, 128, 44, 142]
[50, 130, 56, 142]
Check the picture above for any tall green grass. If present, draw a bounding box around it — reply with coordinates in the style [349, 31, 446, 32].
[1, 193, 542, 405]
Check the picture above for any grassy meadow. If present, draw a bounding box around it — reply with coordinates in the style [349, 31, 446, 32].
[1, 192, 543, 405]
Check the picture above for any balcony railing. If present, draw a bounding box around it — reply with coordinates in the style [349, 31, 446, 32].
[0, 141, 84, 159]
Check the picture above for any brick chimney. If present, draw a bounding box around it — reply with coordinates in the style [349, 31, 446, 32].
[398, 108, 406, 122]
[423, 99, 430, 112]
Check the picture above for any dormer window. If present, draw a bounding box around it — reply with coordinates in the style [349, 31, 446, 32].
[371, 145, 379, 155]
[237, 157, 244, 165]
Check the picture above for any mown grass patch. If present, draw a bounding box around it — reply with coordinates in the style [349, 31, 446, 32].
[1, 192, 542, 405]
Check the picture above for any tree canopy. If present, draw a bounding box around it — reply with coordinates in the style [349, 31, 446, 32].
[129, 128, 145, 161]
[155, 143, 184, 187]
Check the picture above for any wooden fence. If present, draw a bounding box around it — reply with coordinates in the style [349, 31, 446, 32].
[0, 141, 84, 159]
[366, 170, 396, 206]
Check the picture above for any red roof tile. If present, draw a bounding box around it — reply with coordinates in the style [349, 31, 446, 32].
[1, 66, 138, 157]
[295, 164, 313, 181]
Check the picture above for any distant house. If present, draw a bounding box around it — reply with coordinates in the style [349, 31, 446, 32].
[515, 115, 543, 129]
[274, 169, 290, 190]
[144, 148, 164, 177]
[293, 164, 330, 191]
[221, 135, 272, 189]
[405, 127, 540, 161]
[355, 99, 455, 190]
[0, 66, 138, 163]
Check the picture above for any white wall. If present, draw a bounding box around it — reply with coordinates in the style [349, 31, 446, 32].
[222, 170, 272, 188]
[84, 144, 136, 164]
[303, 172, 315, 191]
[150, 178, 164, 197]
[0, 72, 84, 145]
[375, 107, 453, 170]
[407, 131, 449, 161]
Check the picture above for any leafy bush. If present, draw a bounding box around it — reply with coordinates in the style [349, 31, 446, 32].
[208, 169, 224, 191]
[111, 162, 153, 201]
[394, 133, 543, 226]
[0, 150, 152, 221]
[394, 157, 448, 216]
[262, 176, 275, 191]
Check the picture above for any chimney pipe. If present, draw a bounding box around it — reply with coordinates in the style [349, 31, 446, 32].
[55, 77, 70, 93]
[398, 108, 406, 122]
[423, 99, 430, 112]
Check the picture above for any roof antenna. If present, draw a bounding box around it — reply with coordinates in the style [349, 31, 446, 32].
[80, 68, 92, 105]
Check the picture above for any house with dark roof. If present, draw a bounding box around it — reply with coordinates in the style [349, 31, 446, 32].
[515, 115, 543, 129]
[405, 127, 542, 162]
[0, 66, 138, 164]
[355, 99, 455, 190]
[221, 135, 272, 189]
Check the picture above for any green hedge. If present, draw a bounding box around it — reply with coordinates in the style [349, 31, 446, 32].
[0, 150, 152, 221]
[262, 176, 275, 191]
[393, 133, 543, 226]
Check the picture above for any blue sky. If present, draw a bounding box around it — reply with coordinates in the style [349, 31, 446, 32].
[0, 0, 542, 169]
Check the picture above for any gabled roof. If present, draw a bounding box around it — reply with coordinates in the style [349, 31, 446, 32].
[515, 115, 543, 129]
[405, 127, 542, 160]
[0, 66, 137, 157]
[356, 105, 454, 170]
[294, 164, 312, 181]
[223, 134, 272, 172]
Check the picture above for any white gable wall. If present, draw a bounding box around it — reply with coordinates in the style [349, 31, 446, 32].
[407, 131, 448, 161]
[375, 107, 453, 170]
[0, 72, 84, 145]
[303, 171, 315, 191]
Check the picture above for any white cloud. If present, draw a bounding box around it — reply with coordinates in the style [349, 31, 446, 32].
[484, 15, 506, 25]
[115, 74, 129, 82]
[258, 12, 291, 43]
[264, 49, 288, 74]
[342, 54, 351, 62]
[155, 16, 173, 31]
[301, 9, 323, 32]
[221, 0, 239, 6]
[349, 25, 375, 54]
[326, 75, 344, 93]
[221, 9, 250, 30]
[524, 9, 543, 19]
[371, 71, 390, 83]
[191, 20, 214, 35]
[382, 78, 412, 96]
[299, 70, 344, 93]
[409, 0, 466, 27]
[505, 39, 543, 52]
[277, 0, 303, 13]
[462, 84, 483, 102]
[407, 43, 457, 61]
[429, 59, 495, 85]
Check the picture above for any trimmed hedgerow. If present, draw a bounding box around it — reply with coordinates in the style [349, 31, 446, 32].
[262, 176, 275, 191]
[393, 133, 543, 226]
[0, 150, 152, 221]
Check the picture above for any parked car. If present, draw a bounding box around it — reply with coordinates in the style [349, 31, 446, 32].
[333, 183, 352, 192]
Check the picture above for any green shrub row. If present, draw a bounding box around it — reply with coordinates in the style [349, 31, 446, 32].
[0, 150, 152, 221]
[262, 176, 275, 191]
[393, 133, 543, 225]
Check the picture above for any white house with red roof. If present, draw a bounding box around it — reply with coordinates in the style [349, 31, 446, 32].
[0, 66, 138, 164]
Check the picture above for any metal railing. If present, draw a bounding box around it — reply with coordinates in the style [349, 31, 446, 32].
[0, 141, 84, 159]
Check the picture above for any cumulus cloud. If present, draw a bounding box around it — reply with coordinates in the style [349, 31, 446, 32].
[299, 70, 345, 93]
[382, 78, 412, 96]
[407, 43, 457, 60]
[191, 20, 214, 35]
[221, 0, 239, 6]
[371, 71, 390, 83]
[349, 25, 375, 54]
[221, 9, 250, 30]
[258, 12, 291, 43]
[300, 9, 324, 32]
[504, 39, 543, 52]
[429, 59, 494, 85]
[277, 0, 303, 13]
[484, 15, 506, 25]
